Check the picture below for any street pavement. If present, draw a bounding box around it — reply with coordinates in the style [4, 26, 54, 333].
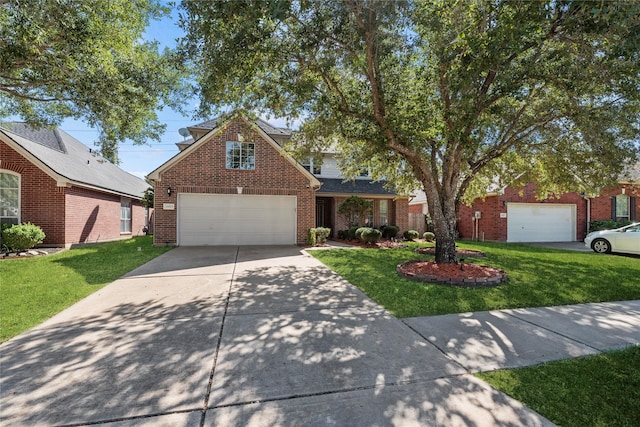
[1, 246, 638, 426]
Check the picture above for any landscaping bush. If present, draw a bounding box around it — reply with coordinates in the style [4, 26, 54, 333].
[355, 227, 371, 241]
[423, 231, 435, 242]
[403, 229, 419, 241]
[337, 230, 348, 240]
[381, 225, 399, 239]
[314, 227, 331, 244]
[589, 219, 632, 232]
[361, 227, 382, 244]
[308, 227, 332, 245]
[307, 228, 316, 246]
[348, 226, 360, 240]
[2, 222, 45, 252]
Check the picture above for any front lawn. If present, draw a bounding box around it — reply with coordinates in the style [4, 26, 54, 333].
[0, 236, 173, 342]
[477, 345, 640, 427]
[310, 241, 640, 318]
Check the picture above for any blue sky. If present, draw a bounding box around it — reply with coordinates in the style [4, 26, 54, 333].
[58, 4, 291, 180]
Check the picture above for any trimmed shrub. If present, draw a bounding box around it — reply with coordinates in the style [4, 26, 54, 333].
[307, 228, 316, 246]
[355, 227, 371, 241]
[2, 222, 46, 252]
[348, 226, 359, 240]
[361, 228, 382, 244]
[423, 232, 435, 242]
[403, 229, 419, 241]
[381, 225, 399, 239]
[337, 230, 348, 240]
[314, 227, 331, 244]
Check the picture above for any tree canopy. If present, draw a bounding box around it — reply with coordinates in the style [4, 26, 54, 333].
[179, 0, 640, 262]
[0, 0, 187, 162]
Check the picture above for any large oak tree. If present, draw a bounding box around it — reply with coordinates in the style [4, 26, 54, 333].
[179, 0, 640, 263]
[0, 0, 187, 162]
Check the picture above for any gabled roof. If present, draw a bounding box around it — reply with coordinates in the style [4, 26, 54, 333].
[147, 115, 321, 188]
[317, 178, 399, 196]
[189, 117, 292, 138]
[0, 123, 148, 199]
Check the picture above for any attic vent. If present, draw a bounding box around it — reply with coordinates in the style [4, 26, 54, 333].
[237, 133, 244, 142]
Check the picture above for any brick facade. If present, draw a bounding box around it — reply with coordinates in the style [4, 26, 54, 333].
[328, 196, 409, 234]
[1, 141, 147, 246]
[153, 119, 316, 245]
[457, 182, 639, 242]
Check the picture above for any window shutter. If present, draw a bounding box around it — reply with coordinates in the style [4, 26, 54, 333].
[631, 197, 637, 221]
[611, 197, 617, 220]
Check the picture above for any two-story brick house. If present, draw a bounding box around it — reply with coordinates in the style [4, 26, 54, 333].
[148, 115, 409, 246]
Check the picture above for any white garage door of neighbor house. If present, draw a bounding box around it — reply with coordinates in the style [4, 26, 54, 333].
[507, 203, 576, 243]
[178, 193, 297, 245]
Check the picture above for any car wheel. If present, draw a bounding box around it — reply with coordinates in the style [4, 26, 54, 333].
[592, 238, 611, 254]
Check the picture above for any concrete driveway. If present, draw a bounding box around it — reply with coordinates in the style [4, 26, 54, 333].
[0, 246, 554, 426]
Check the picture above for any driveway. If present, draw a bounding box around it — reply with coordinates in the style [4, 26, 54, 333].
[0, 246, 553, 426]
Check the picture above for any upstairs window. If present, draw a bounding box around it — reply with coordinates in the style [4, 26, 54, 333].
[301, 157, 321, 175]
[226, 142, 255, 170]
[0, 171, 20, 226]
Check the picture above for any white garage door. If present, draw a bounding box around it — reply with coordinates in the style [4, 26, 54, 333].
[178, 193, 296, 245]
[507, 203, 576, 242]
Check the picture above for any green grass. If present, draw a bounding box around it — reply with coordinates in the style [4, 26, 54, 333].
[477, 346, 640, 427]
[0, 236, 173, 342]
[310, 241, 640, 318]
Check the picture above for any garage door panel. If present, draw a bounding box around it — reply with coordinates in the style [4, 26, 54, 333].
[507, 203, 575, 242]
[178, 194, 296, 245]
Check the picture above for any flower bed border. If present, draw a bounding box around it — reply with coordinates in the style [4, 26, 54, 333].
[397, 259, 507, 288]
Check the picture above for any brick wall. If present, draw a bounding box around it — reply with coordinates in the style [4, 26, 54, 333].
[590, 184, 639, 222]
[393, 198, 409, 232]
[153, 118, 315, 245]
[65, 188, 146, 244]
[1, 141, 66, 244]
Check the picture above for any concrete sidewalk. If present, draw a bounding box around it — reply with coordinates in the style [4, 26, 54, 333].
[1, 246, 637, 426]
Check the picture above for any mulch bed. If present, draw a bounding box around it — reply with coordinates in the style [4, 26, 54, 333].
[397, 259, 507, 287]
[414, 247, 486, 258]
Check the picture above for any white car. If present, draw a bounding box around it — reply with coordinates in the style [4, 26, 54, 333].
[584, 222, 640, 255]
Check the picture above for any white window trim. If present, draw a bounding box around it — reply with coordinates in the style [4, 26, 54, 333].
[379, 199, 389, 226]
[0, 170, 20, 225]
[120, 199, 132, 234]
[226, 141, 256, 170]
[616, 194, 630, 219]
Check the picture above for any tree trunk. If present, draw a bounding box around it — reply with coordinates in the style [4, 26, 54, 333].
[424, 184, 458, 264]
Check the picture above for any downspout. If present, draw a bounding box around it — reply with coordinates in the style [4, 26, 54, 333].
[581, 193, 590, 238]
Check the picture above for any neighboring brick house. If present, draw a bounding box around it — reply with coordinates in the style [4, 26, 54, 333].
[410, 171, 639, 243]
[147, 115, 409, 246]
[0, 123, 149, 247]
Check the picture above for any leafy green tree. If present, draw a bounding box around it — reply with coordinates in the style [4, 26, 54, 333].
[338, 196, 373, 227]
[0, 0, 188, 162]
[178, 0, 640, 263]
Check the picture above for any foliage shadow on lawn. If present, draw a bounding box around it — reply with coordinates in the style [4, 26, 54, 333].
[311, 242, 640, 318]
